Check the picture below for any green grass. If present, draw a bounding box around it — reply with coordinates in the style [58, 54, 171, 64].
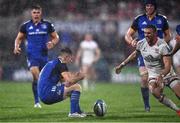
[0, 81, 180, 122]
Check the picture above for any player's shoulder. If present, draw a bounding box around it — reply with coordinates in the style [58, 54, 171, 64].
[42, 19, 53, 24]
[136, 39, 146, 49]
[134, 14, 146, 20]
[156, 13, 167, 19]
[137, 39, 146, 45]
[21, 20, 31, 26]
[157, 38, 167, 46]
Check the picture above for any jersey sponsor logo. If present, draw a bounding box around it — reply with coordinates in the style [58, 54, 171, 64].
[144, 55, 157, 62]
[28, 31, 47, 35]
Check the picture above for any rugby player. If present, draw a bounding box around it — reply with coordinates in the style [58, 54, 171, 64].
[14, 5, 59, 108]
[125, 0, 171, 112]
[116, 25, 180, 116]
[38, 47, 86, 117]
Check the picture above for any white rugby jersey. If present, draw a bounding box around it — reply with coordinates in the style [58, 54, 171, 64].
[136, 38, 175, 78]
[80, 40, 98, 65]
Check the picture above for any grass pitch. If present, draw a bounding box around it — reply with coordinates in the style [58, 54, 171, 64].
[0, 81, 180, 122]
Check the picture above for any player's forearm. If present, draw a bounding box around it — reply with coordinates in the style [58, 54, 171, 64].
[125, 34, 133, 45]
[68, 72, 85, 83]
[122, 51, 137, 66]
[160, 57, 171, 77]
[51, 33, 59, 46]
[171, 42, 180, 55]
[164, 30, 171, 43]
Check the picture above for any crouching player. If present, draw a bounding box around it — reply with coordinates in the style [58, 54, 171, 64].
[38, 47, 86, 117]
[115, 25, 180, 116]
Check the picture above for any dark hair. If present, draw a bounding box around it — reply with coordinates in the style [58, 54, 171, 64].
[176, 25, 180, 35]
[145, 25, 157, 32]
[143, 0, 157, 10]
[60, 47, 72, 55]
[31, 4, 42, 10]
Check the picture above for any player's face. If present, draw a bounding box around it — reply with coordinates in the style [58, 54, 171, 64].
[144, 28, 155, 44]
[145, 4, 155, 15]
[31, 9, 42, 23]
[85, 34, 92, 41]
[66, 54, 73, 64]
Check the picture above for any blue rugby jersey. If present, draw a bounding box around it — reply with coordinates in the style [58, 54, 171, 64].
[38, 58, 68, 89]
[20, 19, 55, 58]
[131, 13, 169, 40]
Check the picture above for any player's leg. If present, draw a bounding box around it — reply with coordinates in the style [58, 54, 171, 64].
[81, 65, 89, 91]
[64, 83, 86, 117]
[168, 79, 180, 99]
[138, 55, 150, 112]
[30, 66, 41, 108]
[149, 79, 180, 113]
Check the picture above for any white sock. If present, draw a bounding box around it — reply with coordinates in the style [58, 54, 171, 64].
[161, 96, 179, 111]
[82, 79, 88, 90]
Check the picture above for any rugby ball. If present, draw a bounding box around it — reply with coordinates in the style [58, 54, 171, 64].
[93, 99, 107, 117]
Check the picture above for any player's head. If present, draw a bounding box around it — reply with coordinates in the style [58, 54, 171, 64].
[59, 47, 73, 63]
[144, 0, 157, 15]
[30, 5, 42, 23]
[144, 25, 157, 45]
[84, 33, 93, 41]
[175, 25, 180, 41]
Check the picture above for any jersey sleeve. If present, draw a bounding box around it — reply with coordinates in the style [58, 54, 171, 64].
[131, 17, 139, 31]
[48, 22, 55, 33]
[159, 43, 171, 56]
[136, 41, 142, 52]
[162, 16, 169, 31]
[19, 23, 27, 34]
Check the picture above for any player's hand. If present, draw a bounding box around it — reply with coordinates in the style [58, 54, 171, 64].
[156, 75, 164, 88]
[115, 64, 124, 74]
[47, 41, 55, 50]
[175, 34, 180, 42]
[13, 46, 21, 55]
[131, 38, 138, 47]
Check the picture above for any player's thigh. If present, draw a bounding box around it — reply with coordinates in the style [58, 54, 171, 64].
[139, 66, 148, 86]
[170, 80, 180, 98]
[148, 79, 163, 98]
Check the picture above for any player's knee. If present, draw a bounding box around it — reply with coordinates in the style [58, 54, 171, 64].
[140, 74, 148, 87]
[73, 83, 82, 91]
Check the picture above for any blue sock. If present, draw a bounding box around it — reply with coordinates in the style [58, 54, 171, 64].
[32, 82, 39, 104]
[70, 91, 81, 113]
[141, 87, 150, 108]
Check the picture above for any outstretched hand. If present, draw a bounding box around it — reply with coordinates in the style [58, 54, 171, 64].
[115, 64, 124, 74]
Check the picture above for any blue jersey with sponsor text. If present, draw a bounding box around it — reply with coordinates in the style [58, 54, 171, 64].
[131, 13, 169, 40]
[20, 19, 55, 58]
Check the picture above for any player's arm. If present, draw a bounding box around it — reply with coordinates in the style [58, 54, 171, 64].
[171, 35, 180, 55]
[94, 47, 101, 63]
[61, 71, 85, 83]
[160, 56, 172, 77]
[75, 48, 82, 66]
[47, 31, 59, 50]
[156, 56, 172, 86]
[14, 32, 26, 55]
[125, 28, 138, 47]
[115, 50, 138, 74]
[164, 29, 171, 43]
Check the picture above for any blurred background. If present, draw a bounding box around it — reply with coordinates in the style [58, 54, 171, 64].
[0, 0, 179, 82]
